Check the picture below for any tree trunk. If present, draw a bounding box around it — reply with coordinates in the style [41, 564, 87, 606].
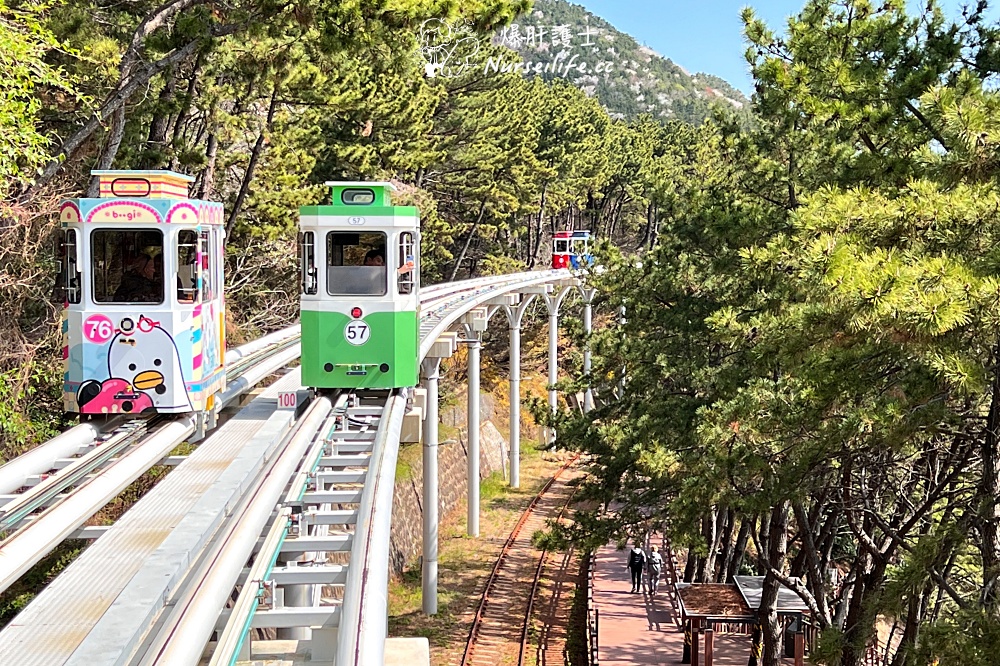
[683, 551, 698, 583]
[696, 511, 718, 583]
[27, 39, 203, 196]
[142, 67, 178, 167]
[728, 519, 751, 582]
[649, 203, 659, 249]
[760, 502, 790, 666]
[639, 201, 653, 249]
[86, 107, 128, 197]
[167, 53, 204, 171]
[890, 585, 928, 666]
[226, 83, 279, 236]
[717, 508, 736, 583]
[980, 340, 1000, 609]
[448, 199, 487, 281]
[793, 501, 833, 626]
[198, 133, 219, 199]
[528, 183, 548, 269]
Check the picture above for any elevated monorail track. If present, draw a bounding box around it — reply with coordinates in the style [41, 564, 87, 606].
[0, 326, 301, 595]
[0, 270, 575, 665]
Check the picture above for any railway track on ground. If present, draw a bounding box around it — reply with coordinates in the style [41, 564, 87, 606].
[460, 454, 581, 666]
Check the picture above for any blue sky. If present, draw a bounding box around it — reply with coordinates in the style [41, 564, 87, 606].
[574, 0, 995, 95]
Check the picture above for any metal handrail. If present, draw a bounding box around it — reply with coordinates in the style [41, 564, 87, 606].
[586, 552, 599, 665]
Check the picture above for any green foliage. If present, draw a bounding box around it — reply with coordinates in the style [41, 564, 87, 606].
[0, 364, 61, 461]
[0, 1, 78, 195]
[551, 2, 1000, 664]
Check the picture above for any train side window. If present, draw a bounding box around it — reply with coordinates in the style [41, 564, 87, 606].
[177, 230, 199, 303]
[200, 230, 215, 301]
[299, 231, 317, 294]
[326, 231, 387, 296]
[57, 229, 82, 304]
[397, 232, 416, 295]
[92, 229, 164, 304]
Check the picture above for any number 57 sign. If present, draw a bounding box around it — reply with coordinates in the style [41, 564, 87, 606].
[344, 320, 370, 345]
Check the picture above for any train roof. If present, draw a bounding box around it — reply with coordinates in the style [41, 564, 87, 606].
[92, 170, 194, 182]
[324, 181, 397, 190]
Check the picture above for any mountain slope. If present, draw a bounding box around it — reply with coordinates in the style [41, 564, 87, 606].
[497, 0, 748, 124]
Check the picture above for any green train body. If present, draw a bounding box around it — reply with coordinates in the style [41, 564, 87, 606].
[299, 182, 420, 390]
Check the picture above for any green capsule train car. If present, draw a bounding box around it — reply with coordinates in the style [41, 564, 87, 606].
[299, 182, 419, 390]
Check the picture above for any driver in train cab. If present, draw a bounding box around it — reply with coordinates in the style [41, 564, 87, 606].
[114, 251, 160, 302]
[363, 249, 385, 266]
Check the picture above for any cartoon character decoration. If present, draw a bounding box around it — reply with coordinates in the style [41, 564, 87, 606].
[77, 315, 192, 414]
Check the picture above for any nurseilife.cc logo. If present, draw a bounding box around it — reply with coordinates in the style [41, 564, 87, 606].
[417, 18, 481, 78]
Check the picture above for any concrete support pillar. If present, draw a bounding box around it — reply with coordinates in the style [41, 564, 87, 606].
[547, 308, 558, 444]
[542, 285, 572, 445]
[581, 288, 595, 413]
[503, 293, 538, 489]
[466, 333, 481, 537]
[420, 357, 441, 615]
[508, 323, 521, 488]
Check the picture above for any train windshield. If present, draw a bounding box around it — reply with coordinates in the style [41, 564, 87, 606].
[554, 239, 569, 253]
[326, 231, 387, 296]
[91, 229, 164, 304]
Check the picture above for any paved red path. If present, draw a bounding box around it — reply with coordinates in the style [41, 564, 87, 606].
[593, 543, 686, 664]
[593, 543, 790, 665]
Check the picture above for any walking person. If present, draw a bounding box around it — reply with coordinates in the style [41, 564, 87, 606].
[626, 544, 646, 593]
[647, 545, 664, 595]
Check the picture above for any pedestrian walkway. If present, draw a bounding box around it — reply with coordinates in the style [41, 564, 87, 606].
[593, 543, 685, 664]
[593, 541, 793, 665]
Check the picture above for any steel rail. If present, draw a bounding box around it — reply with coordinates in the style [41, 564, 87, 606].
[0, 417, 195, 594]
[0, 337, 299, 544]
[518, 455, 580, 666]
[0, 270, 579, 663]
[418, 271, 556, 313]
[0, 420, 152, 533]
[209, 506, 293, 666]
[0, 423, 103, 495]
[335, 390, 408, 666]
[419, 270, 570, 361]
[224, 336, 299, 379]
[0, 330, 309, 597]
[223, 324, 300, 366]
[460, 454, 579, 666]
[0, 328, 303, 498]
[143, 397, 339, 665]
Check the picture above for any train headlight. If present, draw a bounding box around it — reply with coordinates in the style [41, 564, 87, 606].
[351, 307, 363, 319]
